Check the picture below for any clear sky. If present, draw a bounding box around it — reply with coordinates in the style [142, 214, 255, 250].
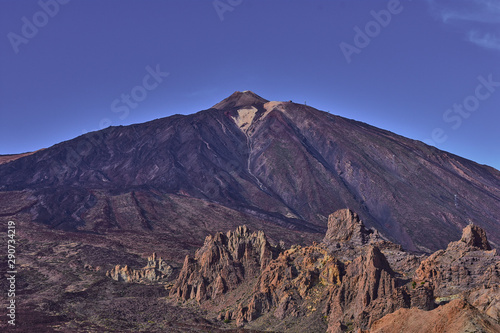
[1, 0, 499, 169]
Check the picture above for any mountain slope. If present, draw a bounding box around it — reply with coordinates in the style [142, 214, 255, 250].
[1, 91, 499, 252]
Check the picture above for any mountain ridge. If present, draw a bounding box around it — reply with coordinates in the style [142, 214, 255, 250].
[1, 91, 499, 252]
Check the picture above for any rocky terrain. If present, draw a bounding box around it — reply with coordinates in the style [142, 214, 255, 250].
[0, 218, 270, 332]
[1, 204, 498, 332]
[163, 209, 499, 332]
[106, 252, 173, 283]
[369, 299, 500, 333]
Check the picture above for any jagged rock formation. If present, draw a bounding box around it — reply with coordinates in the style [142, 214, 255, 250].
[415, 224, 499, 296]
[366, 222, 500, 333]
[106, 253, 173, 283]
[323, 208, 387, 263]
[461, 224, 492, 250]
[411, 224, 500, 328]
[369, 299, 500, 333]
[167, 210, 500, 332]
[323, 208, 379, 247]
[170, 210, 438, 332]
[170, 225, 280, 302]
[323, 209, 421, 276]
[326, 246, 408, 332]
[233, 244, 343, 328]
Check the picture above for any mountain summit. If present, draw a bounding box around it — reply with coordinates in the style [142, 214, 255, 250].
[212, 90, 269, 110]
[0, 92, 499, 252]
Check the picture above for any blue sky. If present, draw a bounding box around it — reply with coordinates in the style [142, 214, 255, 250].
[1, 0, 499, 169]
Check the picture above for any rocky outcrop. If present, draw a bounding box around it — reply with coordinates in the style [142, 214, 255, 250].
[321, 209, 421, 278]
[461, 224, 492, 250]
[322, 209, 392, 263]
[465, 285, 500, 322]
[369, 299, 500, 333]
[106, 253, 173, 283]
[167, 212, 498, 332]
[411, 224, 500, 331]
[233, 244, 343, 328]
[218, 211, 433, 331]
[170, 225, 279, 302]
[326, 246, 421, 332]
[323, 209, 379, 247]
[415, 224, 499, 297]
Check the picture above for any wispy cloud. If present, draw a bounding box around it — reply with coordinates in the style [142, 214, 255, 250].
[467, 30, 500, 50]
[427, 0, 500, 50]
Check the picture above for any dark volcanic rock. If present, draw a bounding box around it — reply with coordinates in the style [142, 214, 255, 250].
[1, 91, 500, 252]
[212, 90, 269, 110]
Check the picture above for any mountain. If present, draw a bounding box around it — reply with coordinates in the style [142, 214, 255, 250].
[2, 91, 500, 332]
[1, 90, 499, 252]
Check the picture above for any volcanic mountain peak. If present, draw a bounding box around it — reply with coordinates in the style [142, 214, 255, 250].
[211, 90, 269, 110]
[1, 90, 499, 254]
